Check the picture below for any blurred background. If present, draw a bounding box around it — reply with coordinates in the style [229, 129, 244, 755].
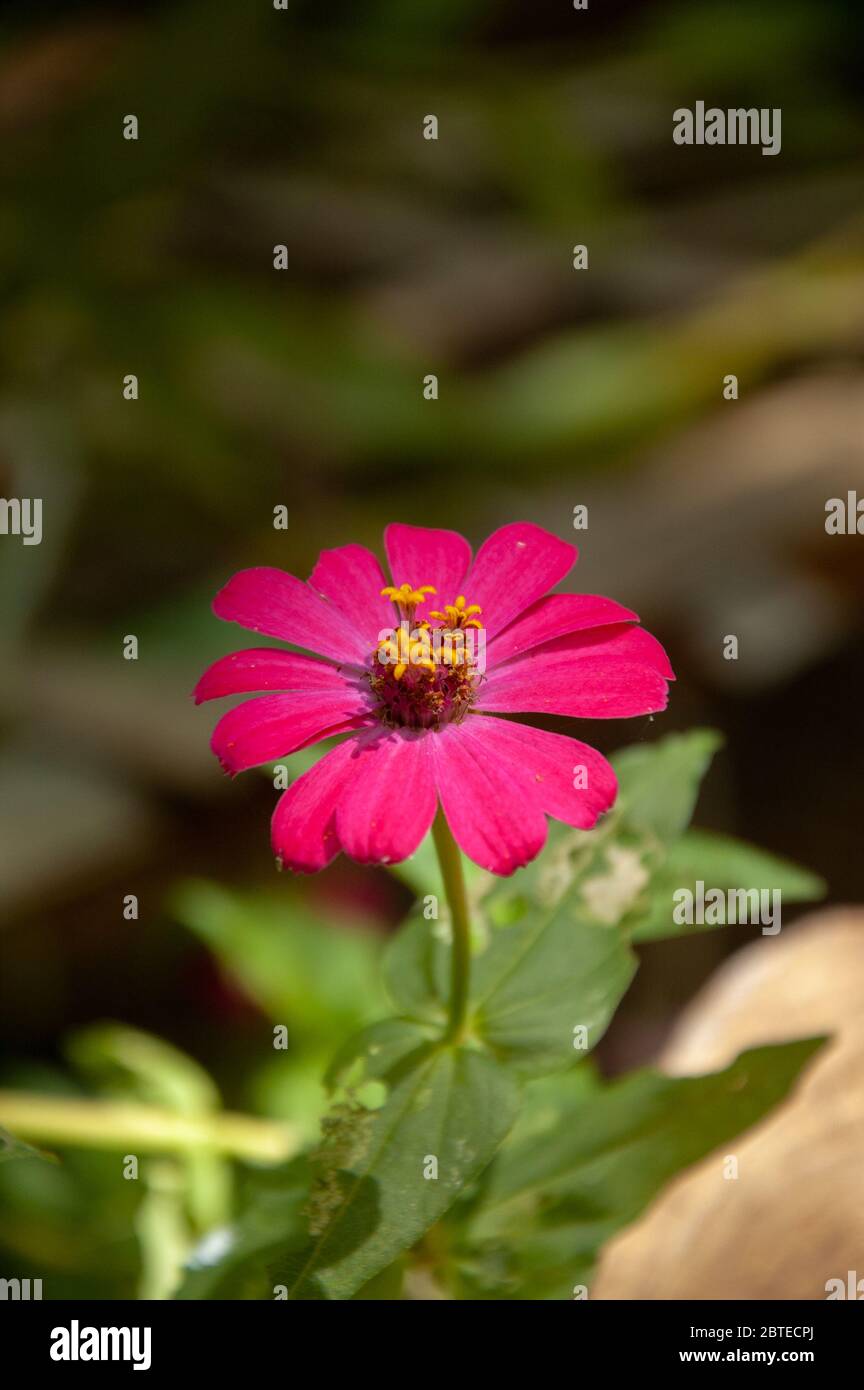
[1, 0, 863, 1297]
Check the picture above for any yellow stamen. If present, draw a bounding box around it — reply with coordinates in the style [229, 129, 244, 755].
[428, 596, 483, 631]
[375, 585, 483, 681]
[377, 623, 437, 678]
[369, 584, 482, 729]
[381, 582, 437, 617]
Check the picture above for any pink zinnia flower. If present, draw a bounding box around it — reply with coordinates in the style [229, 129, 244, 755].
[195, 523, 673, 876]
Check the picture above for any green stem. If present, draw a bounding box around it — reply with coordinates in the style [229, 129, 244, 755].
[0, 1092, 298, 1162]
[431, 808, 471, 1044]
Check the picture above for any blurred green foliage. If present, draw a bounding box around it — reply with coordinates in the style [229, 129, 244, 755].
[0, 0, 858, 1301]
[172, 879, 388, 1142]
[2, 0, 862, 636]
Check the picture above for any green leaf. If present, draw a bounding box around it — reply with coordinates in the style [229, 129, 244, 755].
[386, 823, 627, 1069]
[385, 730, 819, 1076]
[382, 911, 451, 1028]
[467, 1036, 826, 1299]
[391, 800, 655, 1067]
[630, 829, 826, 941]
[385, 849, 639, 1078]
[0, 1125, 53, 1165]
[273, 1021, 520, 1299]
[383, 729, 821, 1077]
[610, 728, 723, 844]
[469, 891, 637, 1075]
[351, 1258, 406, 1300]
[171, 880, 387, 1035]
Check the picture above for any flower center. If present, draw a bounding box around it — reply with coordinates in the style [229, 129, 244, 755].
[372, 583, 483, 729]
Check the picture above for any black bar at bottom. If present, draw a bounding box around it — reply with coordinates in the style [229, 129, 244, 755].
[1, 1297, 857, 1374]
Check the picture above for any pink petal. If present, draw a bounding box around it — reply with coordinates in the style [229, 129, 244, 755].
[213, 568, 369, 666]
[463, 523, 577, 640]
[430, 722, 547, 875]
[309, 543, 395, 649]
[486, 593, 639, 668]
[336, 728, 437, 865]
[477, 625, 673, 719]
[194, 649, 358, 704]
[384, 524, 472, 622]
[211, 690, 373, 774]
[271, 738, 362, 873]
[467, 715, 617, 828]
[496, 621, 674, 678]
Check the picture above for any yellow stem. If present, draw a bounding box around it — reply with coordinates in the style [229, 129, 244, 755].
[0, 1091, 298, 1162]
